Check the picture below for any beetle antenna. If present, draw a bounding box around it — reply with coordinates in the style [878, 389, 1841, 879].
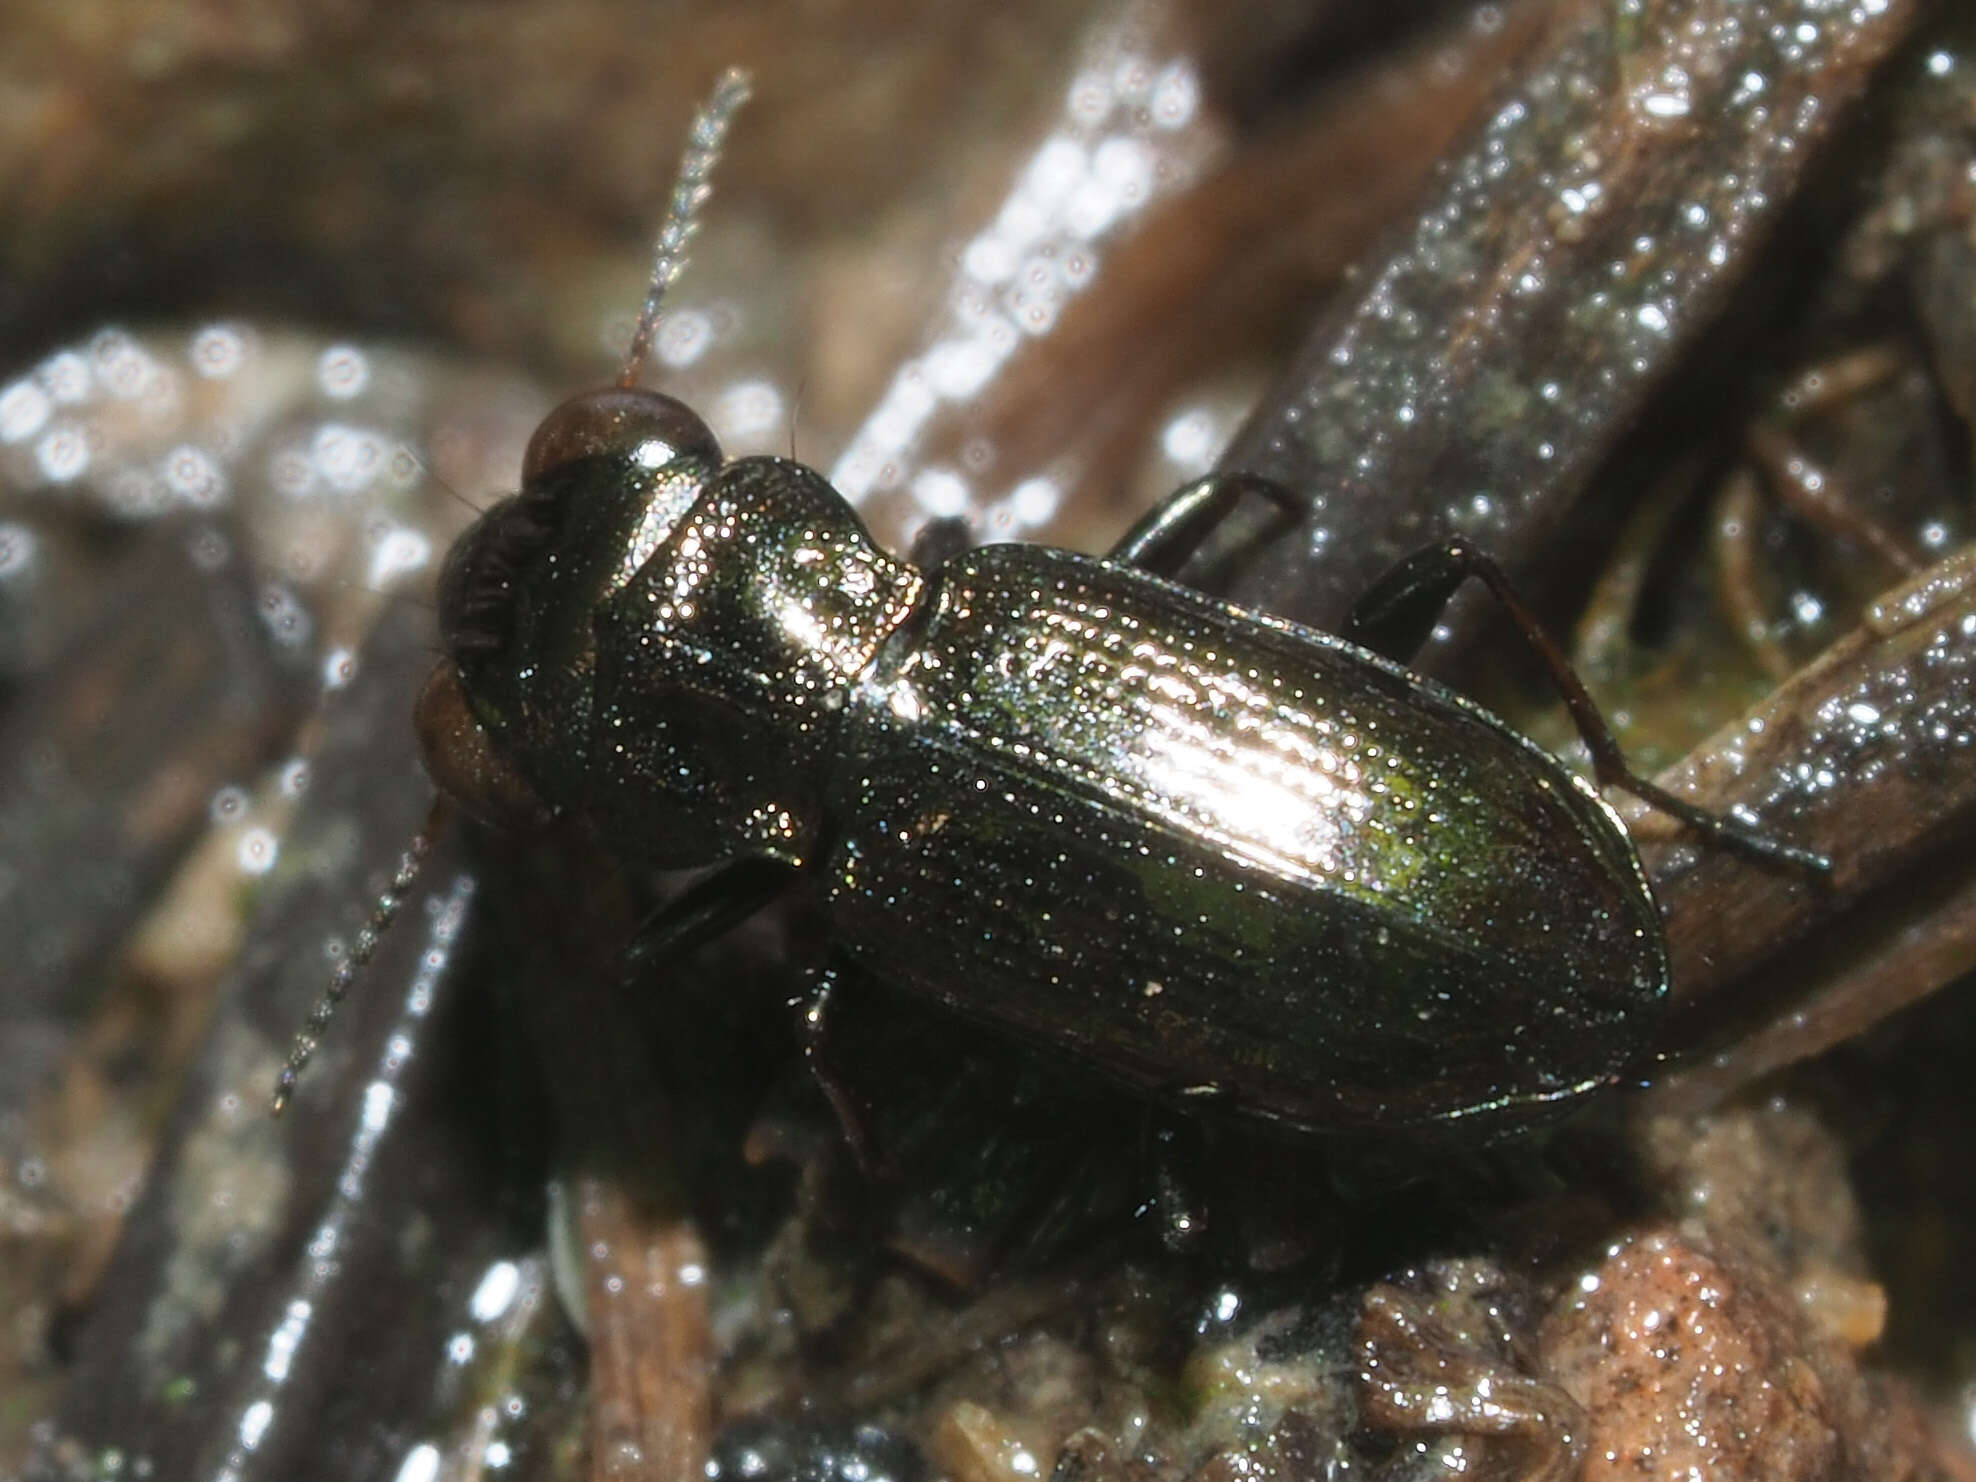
[619, 67, 754, 388]
[270, 795, 453, 1115]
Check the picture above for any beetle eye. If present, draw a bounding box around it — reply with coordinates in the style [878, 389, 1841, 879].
[439, 386, 723, 666]
[522, 386, 721, 486]
[414, 662, 554, 832]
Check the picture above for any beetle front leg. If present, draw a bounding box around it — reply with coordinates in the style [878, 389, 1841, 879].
[1345, 535, 1829, 873]
[1108, 473, 1305, 577]
[620, 856, 800, 982]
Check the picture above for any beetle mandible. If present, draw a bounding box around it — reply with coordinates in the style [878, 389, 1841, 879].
[274, 69, 1826, 1140]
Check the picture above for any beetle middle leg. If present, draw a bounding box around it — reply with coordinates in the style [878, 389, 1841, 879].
[791, 955, 897, 1178]
[1343, 535, 1830, 873]
[620, 862, 897, 1168]
[908, 514, 976, 569]
[1107, 472, 1305, 577]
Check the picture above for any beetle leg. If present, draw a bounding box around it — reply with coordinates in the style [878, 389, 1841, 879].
[1108, 473, 1304, 577]
[794, 958, 897, 1178]
[1346, 536, 1830, 874]
[1746, 417, 1928, 577]
[619, 856, 799, 981]
[1145, 1121, 1212, 1255]
[907, 514, 975, 570]
[1340, 537, 1493, 665]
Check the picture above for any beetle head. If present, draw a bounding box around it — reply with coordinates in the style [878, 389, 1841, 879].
[273, 69, 755, 1113]
[422, 385, 723, 829]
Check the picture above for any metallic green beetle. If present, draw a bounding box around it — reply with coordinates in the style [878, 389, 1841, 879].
[277, 71, 1823, 1137]
[417, 380, 1689, 1139]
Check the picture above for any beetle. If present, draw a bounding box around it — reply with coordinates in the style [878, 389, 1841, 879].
[274, 70, 1825, 1141]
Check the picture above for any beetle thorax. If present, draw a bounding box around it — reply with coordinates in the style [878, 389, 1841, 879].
[429, 384, 922, 869]
[581, 455, 924, 868]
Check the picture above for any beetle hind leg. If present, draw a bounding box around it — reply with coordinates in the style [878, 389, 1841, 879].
[1347, 536, 1830, 874]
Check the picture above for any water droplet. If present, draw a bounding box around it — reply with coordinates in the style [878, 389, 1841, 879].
[317, 345, 371, 400]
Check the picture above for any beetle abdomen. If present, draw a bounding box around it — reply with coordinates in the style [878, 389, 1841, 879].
[823, 545, 1666, 1135]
